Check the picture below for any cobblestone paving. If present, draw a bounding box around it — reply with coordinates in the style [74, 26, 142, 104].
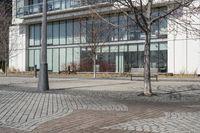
[0, 90, 127, 131]
[103, 111, 200, 133]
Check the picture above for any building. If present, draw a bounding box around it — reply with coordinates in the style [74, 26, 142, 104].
[9, 0, 200, 74]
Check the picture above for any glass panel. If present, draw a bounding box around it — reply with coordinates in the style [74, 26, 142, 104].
[66, 0, 71, 8]
[29, 50, 34, 67]
[66, 48, 73, 68]
[71, 0, 81, 7]
[99, 46, 110, 72]
[53, 49, 59, 72]
[35, 24, 41, 46]
[159, 7, 168, 38]
[29, 25, 34, 46]
[61, 0, 66, 9]
[35, 49, 40, 69]
[60, 21, 66, 45]
[47, 49, 53, 70]
[138, 44, 144, 68]
[67, 20, 73, 44]
[16, 0, 24, 17]
[80, 19, 86, 43]
[74, 47, 80, 71]
[86, 19, 93, 43]
[47, 23, 53, 45]
[110, 46, 118, 72]
[159, 42, 167, 72]
[60, 48, 66, 71]
[150, 43, 159, 68]
[93, 18, 102, 42]
[129, 45, 137, 52]
[102, 46, 109, 53]
[80, 47, 92, 72]
[151, 9, 159, 39]
[110, 16, 118, 41]
[127, 15, 141, 40]
[53, 22, 59, 45]
[54, 0, 61, 9]
[101, 16, 110, 42]
[128, 44, 138, 69]
[119, 15, 127, 41]
[119, 45, 127, 52]
[74, 20, 81, 43]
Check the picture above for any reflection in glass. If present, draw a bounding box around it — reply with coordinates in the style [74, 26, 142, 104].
[53, 49, 59, 72]
[67, 21, 73, 44]
[47, 23, 53, 45]
[53, 22, 59, 45]
[60, 21, 66, 44]
[60, 48, 66, 71]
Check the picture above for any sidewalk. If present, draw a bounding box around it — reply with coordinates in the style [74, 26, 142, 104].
[0, 77, 200, 132]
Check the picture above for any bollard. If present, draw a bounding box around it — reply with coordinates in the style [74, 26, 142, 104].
[34, 65, 37, 78]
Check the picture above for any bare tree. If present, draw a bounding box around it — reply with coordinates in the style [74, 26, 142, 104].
[0, 0, 12, 75]
[79, 8, 114, 78]
[113, 0, 197, 96]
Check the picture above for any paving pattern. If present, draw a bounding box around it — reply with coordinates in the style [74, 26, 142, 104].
[0, 90, 128, 131]
[103, 111, 200, 133]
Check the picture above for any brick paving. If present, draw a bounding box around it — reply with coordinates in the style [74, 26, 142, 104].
[0, 77, 200, 133]
[0, 90, 127, 131]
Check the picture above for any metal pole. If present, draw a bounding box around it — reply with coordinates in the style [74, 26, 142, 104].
[34, 65, 37, 78]
[38, 0, 49, 91]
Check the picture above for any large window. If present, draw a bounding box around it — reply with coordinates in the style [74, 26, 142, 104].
[81, 19, 86, 43]
[29, 50, 34, 68]
[67, 20, 73, 44]
[34, 24, 41, 46]
[150, 43, 159, 68]
[110, 46, 119, 72]
[101, 46, 110, 72]
[53, 49, 59, 72]
[110, 16, 119, 41]
[74, 20, 81, 43]
[60, 48, 66, 71]
[29, 24, 41, 46]
[86, 19, 93, 43]
[138, 44, 144, 68]
[127, 15, 141, 40]
[28, 8, 168, 46]
[74, 47, 80, 71]
[34, 49, 40, 69]
[47, 23, 53, 45]
[60, 21, 66, 44]
[119, 15, 127, 41]
[53, 22, 59, 45]
[29, 25, 34, 46]
[47, 49, 53, 71]
[66, 48, 73, 67]
[159, 42, 167, 72]
[128, 45, 138, 69]
[159, 7, 168, 38]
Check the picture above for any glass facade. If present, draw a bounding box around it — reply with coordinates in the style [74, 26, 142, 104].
[28, 9, 168, 73]
[16, 0, 113, 17]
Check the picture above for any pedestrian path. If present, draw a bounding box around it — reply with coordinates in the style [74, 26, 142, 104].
[0, 90, 128, 131]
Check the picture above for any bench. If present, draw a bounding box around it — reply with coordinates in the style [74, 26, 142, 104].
[130, 68, 158, 81]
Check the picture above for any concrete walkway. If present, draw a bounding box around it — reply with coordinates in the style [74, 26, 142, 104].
[0, 77, 200, 132]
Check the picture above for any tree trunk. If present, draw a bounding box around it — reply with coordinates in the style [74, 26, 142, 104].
[93, 56, 96, 79]
[144, 32, 152, 96]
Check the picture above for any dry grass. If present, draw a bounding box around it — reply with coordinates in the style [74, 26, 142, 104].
[0, 70, 199, 79]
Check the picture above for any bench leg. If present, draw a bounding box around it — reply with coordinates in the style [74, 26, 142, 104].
[156, 76, 158, 81]
[131, 75, 132, 81]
